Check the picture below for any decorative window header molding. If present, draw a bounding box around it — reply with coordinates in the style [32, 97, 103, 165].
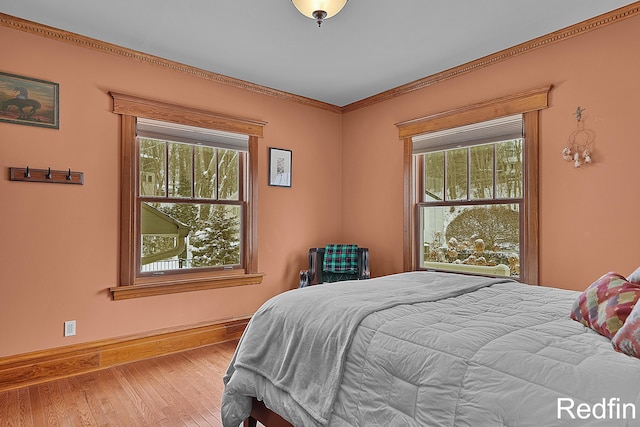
[395, 85, 551, 139]
[110, 91, 266, 137]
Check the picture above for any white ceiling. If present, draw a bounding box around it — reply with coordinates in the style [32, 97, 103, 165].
[0, 0, 635, 107]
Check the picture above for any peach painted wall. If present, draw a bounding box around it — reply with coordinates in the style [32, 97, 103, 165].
[342, 14, 640, 291]
[0, 25, 343, 357]
[2, 12, 639, 359]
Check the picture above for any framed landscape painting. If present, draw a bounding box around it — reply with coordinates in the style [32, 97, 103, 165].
[0, 71, 59, 129]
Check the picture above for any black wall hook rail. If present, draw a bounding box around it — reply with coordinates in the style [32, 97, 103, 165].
[9, 167, 84, 185]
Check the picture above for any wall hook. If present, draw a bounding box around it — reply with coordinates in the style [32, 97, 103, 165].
[9, 166, 84, 185]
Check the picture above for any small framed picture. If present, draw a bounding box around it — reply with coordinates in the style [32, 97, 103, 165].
[268, 147, 292, 187]
[0, 71, 59, 129]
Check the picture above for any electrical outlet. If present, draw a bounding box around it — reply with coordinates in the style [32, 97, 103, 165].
[64, 320, 76, 337]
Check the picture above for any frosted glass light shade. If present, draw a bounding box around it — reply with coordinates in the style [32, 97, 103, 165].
[291, 0, 348, 20]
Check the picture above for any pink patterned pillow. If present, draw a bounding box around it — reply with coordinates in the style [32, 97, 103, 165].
[612, 302, 640, 358]
[570, 272, 640, 338]
[627, 266, 640, 284]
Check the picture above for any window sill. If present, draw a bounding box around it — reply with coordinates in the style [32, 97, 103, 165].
[109, 272, 264, 300]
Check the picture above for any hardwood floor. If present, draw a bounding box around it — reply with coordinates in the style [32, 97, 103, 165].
[0, 339, 243, 426]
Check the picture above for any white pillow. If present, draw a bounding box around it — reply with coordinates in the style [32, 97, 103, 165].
[628, 266, 640, 283]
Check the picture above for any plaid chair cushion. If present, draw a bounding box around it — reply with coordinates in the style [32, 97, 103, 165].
[323, 244, 359, 274]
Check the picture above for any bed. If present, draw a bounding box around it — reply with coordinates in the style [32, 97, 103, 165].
[222, 271, 640, 426]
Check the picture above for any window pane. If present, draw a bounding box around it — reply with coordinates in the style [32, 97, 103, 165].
[168, 142, 193, 198]
[139, 138, 166, 197]
[496, 139, 523, 199]
[191, 205, 241, 267]
[420, 204, 520, 277]
[446, 148, 467, 201]
[470, 144, 494, 200]
[424, 152, 444, 201]
[218, 149, 239, 200]
[140, 202, 241, 272]
[195, 146, 217, 199]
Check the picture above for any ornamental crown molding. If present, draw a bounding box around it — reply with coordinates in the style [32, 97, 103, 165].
[341, 2, 640, 113]
[2, 2, 639, 114]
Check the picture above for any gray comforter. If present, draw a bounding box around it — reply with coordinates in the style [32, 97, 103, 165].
[222, 271, 640, 426]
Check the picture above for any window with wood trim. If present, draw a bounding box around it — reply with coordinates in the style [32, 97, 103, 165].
[396, 86, 551, 285]
[415, 115, 524, 279]
[109, 92, 266, 300]
[137, 118, 246, 273]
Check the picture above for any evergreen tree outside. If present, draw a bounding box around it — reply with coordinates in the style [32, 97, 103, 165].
[191, 205, 240, 267]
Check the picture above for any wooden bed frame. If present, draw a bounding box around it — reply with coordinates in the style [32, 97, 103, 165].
[243, 398, 293, 427]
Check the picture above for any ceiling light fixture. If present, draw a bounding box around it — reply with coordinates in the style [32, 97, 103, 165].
[291, 0, 348, 27]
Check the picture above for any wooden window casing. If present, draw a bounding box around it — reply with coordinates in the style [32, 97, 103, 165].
[396, 86, 551, 285]
[109, 92, 267, 300]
